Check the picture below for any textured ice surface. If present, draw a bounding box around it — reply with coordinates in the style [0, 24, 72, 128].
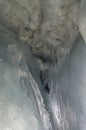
[0, 61, 41, 130]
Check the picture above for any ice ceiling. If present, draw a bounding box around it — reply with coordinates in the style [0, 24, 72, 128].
[0, 0, 86, 40]
[0, 0, 86, 64]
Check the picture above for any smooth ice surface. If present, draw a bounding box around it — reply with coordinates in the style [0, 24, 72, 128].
[58, 35, 86, 130]
[79, 0, 86, 42]
[0, 61, 41, 130]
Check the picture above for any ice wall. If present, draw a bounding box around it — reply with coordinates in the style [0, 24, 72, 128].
[0, 61, 42, 130]
[79, 0, 86, 42]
